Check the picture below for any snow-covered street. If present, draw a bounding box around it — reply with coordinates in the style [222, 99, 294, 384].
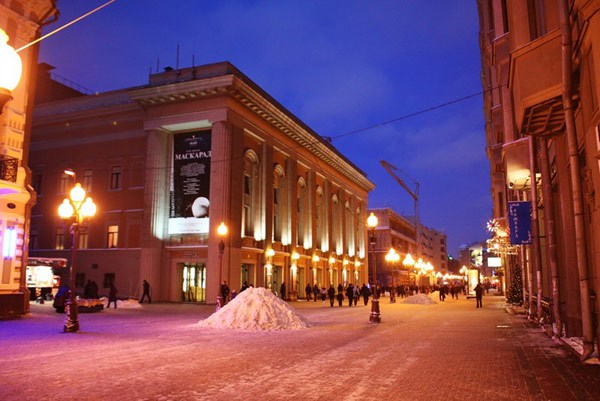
[1, 293, 599, 401]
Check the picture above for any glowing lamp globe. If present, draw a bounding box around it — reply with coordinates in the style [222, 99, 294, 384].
[0, 29, 21, 93]
[58, 199, 74, 219]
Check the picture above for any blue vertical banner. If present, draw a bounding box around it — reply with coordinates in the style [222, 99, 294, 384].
[508, 201, 532, 244]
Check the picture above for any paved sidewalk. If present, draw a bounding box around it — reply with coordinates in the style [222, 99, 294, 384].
[1, 293, 598, 400]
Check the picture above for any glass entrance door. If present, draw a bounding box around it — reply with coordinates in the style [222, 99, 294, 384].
[181, 263, 206, 303]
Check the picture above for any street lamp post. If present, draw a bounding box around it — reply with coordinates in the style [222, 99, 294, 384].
[0, 29, 22, 113]
[460, 265, 468, 296]
[215, 222, 227, 312]
[403, 253, 415, 288]
[58, 180, 96, 333]
[385, 247, 400, 303]
[367, 212, 380, 323]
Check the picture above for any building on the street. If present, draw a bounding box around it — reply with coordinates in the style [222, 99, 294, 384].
[366, 208, 416, 287]
[477, 0, 600, 359]
[0, 1, 58, 319]
[28, 62, 375, 304]
[429, 227, 447, 273]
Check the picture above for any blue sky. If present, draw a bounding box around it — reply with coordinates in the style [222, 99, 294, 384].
[38, 0, 491, 256]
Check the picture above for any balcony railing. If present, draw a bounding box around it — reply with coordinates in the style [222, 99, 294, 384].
[0, 154, 18, 183]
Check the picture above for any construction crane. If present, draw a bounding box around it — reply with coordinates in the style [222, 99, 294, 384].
[380, 160, 421, 259]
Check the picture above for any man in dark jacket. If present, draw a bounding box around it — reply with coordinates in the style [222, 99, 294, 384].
[346, 284, 354, 307]
[361, 284, 371, 306]
[475, 283, 484, 308]
[305, 283, 312, 301]
[327, 285, 335, 307]
[139, 280, 151, 303]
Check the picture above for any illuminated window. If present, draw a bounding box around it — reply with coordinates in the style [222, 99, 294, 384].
[55, 228, 65, 250]
[79, 232, 89, 249]
[107, 225, 119, 248]
[2, 227, 17, 259]
[59, 172, 70, 194]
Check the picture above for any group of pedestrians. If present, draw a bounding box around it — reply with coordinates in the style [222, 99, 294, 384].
[304, 282, 373, 307]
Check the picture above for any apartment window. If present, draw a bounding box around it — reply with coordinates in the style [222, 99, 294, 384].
[107, 225, 119, 248]
[32, 174, 42, 196]
[296, 178, 306, 246]
[76, 273, 85, 288]
[59, 172, 70, 194]
[82, 169, 93, 192]
[110, 166, 122, 190]
[528, 0, 547, 40]
[272, 165, 284, 242]
[501, 0, 509, 33]
[55, 228, 65, 250]
[29, 230, 38, 250]
[79, 232, 89, 249]
[103, 273, 115, 289]
[498, 191, 505, 218]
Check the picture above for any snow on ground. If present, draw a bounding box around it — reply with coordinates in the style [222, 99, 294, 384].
[403, 293, 437, 305]
[198, 287, 311, 330]
[98, 297, 143, 309]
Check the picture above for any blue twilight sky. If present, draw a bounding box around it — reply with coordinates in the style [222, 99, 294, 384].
[37, 0, 491, 256]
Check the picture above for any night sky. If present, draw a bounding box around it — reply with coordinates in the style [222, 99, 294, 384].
[37, 0, 491, 256]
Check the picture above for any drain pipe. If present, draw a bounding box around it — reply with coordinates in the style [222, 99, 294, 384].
[559, 0, 594, 360]
[539, 137, 563, 337]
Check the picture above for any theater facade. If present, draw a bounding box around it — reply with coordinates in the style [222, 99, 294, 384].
[29, 62, 374, 303]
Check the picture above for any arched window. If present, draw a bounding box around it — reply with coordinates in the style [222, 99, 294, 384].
[316, 186, 324, 249]
[345, 200, 354, 256]
[272, 164, 285, 242]
[297, 177, 307, 246]
[332, 194, 339, 253]
[243, 150, 259, 237]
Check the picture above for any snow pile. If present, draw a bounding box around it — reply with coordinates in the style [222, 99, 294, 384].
[99, 297, 143, 309]
[198, 287, 311, 331]
[404, 293, 437, 305]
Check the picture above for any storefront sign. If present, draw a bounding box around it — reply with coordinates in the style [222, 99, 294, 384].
[508, 201, 532, 245]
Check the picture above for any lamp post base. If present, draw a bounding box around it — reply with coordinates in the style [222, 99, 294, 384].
[63, 300, 79, 333]
[369, 297, 381, 323]
[215, 295, 223, 312]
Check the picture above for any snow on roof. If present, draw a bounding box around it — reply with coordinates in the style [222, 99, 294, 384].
[198, 287, 311, 331]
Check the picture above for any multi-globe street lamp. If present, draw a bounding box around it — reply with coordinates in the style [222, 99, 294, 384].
[57, 177, 96, 333]
[403, 253, 415, 286]
[0, 28, 22, 113]
[215, 222, 227, 311]
[385, 247, 400, 303]
[367, 212, 380, 323]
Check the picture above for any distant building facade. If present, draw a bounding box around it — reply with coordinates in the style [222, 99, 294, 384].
[0, 1, 58, 319]
[29, 62, 374, 303]
[477, 0, 600, 358]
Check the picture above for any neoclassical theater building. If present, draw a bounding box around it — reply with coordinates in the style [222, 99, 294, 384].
[29, 62, 375, 303]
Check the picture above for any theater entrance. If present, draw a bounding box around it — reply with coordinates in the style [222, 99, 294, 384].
[181, 263, 206, 303]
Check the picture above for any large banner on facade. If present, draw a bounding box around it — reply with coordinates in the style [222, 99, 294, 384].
[508, 201, 532, 245]
[168, 130, 211, 234]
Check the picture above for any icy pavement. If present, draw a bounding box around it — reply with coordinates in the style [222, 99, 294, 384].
[1, 293, 599, 401]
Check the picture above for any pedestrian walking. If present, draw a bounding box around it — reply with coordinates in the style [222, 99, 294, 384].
[107, 283, 118, 309]
[327, 285, 335, 307]
[346, 284, 354, 306]
[320, 287, 327, 304]
[353, 284, 360, 306]
[313, 284, 319, 302]
[139, 279, 151, 303]
[280, 282, 286, 300]
[475, 283, 484, 308]
[336, 290, 344, 306]
[361, 284, 370, 306]
[220, 281, 230, 305]
[305, 283, 312, 301]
